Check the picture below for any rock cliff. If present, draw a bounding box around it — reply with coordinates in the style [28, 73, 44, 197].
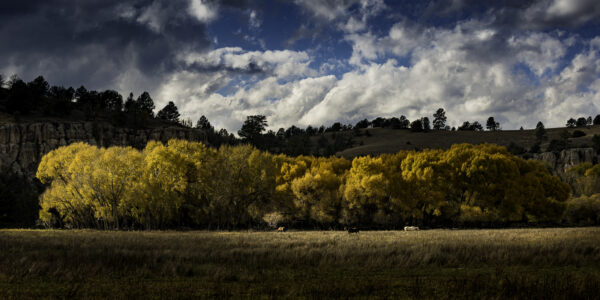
[532, 148, 598, 174]
[0, 121, 208, 176]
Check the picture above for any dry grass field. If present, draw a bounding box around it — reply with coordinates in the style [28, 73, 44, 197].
[338, 125, 600, 157]
[1, 228, 599, 299]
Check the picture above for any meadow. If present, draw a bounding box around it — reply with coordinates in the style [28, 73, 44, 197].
[1, 228, 599, 299]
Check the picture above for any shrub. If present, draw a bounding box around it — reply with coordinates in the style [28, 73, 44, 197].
[564, 194, 600, 225]
[507, 142, 526, 155]
[529, 142, 541, 154]
[593, 135, 600, 154]
[546, 139, 567, 153]
[572, 130, 586, 138]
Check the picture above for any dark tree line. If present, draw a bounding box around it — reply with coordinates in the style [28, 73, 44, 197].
[235, 115, 351, 156]
[566, 116, 598, 128]
[230, 108, 501, 156]
[0, 75, 182, 128]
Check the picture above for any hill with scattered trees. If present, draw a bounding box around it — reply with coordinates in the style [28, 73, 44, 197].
[339, 125, 600, 158]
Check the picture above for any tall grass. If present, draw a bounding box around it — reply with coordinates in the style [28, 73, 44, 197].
[1, 228, 599, 299]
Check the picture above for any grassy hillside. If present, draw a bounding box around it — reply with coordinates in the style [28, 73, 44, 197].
[337, 125, 600, 158]
[1, 228, 599, 299]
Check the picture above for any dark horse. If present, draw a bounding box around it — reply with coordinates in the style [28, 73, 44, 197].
[346, 227, 359, 234]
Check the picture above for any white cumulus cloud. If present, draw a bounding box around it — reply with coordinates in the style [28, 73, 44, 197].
[189, 0, 217, 23]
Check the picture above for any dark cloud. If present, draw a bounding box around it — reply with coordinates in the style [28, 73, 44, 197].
[423, 0, 600, 30]
[424, 0, 534, 16]
[0, 0, 249, 91]
[514, 0, 600, 29]
[459, 31, 515, 64]
[186, 61, 266, 75]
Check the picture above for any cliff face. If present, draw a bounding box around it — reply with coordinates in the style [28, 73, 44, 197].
[532, 148, 598, 174]
[0, 121, 208, 176]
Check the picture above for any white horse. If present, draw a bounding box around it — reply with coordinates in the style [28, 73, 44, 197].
[404, 226, 419, 231]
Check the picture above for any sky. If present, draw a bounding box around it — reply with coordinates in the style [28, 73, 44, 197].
[1, 0, 600, 132]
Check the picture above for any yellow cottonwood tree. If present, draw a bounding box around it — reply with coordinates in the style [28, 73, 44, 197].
[292, 157, 350, 225]
[88, 146, 142, 229]
[400, 149, 448, 224]
[342, 156, 390, 225]
[134, 140, 215, 228]
[516, 160, 570, 222]
[37, 143, 99, 227]
[37, 143, 143, 229]
[273, 155, 310, 218]
[208, 145, 278, 228]
[440, 144, 570, 224]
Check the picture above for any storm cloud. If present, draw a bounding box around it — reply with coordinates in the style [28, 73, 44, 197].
[0, 0, 250, 92]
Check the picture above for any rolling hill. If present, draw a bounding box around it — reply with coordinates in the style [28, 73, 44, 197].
[336, 126, 600, 158]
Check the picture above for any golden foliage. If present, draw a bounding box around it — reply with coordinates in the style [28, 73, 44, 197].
[36, 141, 571, 228]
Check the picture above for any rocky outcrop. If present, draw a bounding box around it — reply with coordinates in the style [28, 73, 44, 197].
[532, 148, 598, 174]
[0, 121, 208, 176]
